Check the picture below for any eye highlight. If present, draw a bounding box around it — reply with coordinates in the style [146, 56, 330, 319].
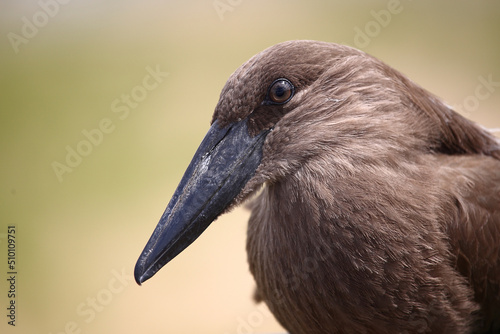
[268, 78, 294, 104]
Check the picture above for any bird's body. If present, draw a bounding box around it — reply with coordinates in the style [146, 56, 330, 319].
[248, 148, 500, 334]
[135, 40, 500, 333]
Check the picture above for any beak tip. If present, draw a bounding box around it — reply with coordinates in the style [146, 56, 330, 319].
[134, 272, 143, 286]
[134, 261, 148, 286]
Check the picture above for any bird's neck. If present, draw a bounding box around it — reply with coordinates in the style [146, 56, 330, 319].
[246, 156, 453, 333]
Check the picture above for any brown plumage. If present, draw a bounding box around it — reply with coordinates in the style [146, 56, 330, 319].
[135, 40, 500, 333]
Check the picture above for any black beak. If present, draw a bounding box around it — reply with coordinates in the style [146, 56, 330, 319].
[134, 118, 270, 284]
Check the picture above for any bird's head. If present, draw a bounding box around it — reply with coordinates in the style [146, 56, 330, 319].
[134, 40, 499, 284]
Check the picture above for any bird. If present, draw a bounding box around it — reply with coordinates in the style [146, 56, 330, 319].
[134, 40, 500, 334]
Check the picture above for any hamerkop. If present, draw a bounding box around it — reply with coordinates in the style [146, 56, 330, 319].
[135, 40, 500, 333]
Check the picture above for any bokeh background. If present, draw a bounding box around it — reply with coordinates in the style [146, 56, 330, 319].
[1, 1, 499, 333]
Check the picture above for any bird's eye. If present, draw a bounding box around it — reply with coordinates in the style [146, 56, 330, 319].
[268, 78, 294, 104]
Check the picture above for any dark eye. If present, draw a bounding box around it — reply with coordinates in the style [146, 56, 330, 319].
[268, 78, 294, 104]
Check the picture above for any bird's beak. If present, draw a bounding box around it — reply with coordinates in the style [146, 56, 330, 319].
[134, 118, 270, 284]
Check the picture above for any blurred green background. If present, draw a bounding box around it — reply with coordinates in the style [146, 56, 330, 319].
[0, 1, 499, 333]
